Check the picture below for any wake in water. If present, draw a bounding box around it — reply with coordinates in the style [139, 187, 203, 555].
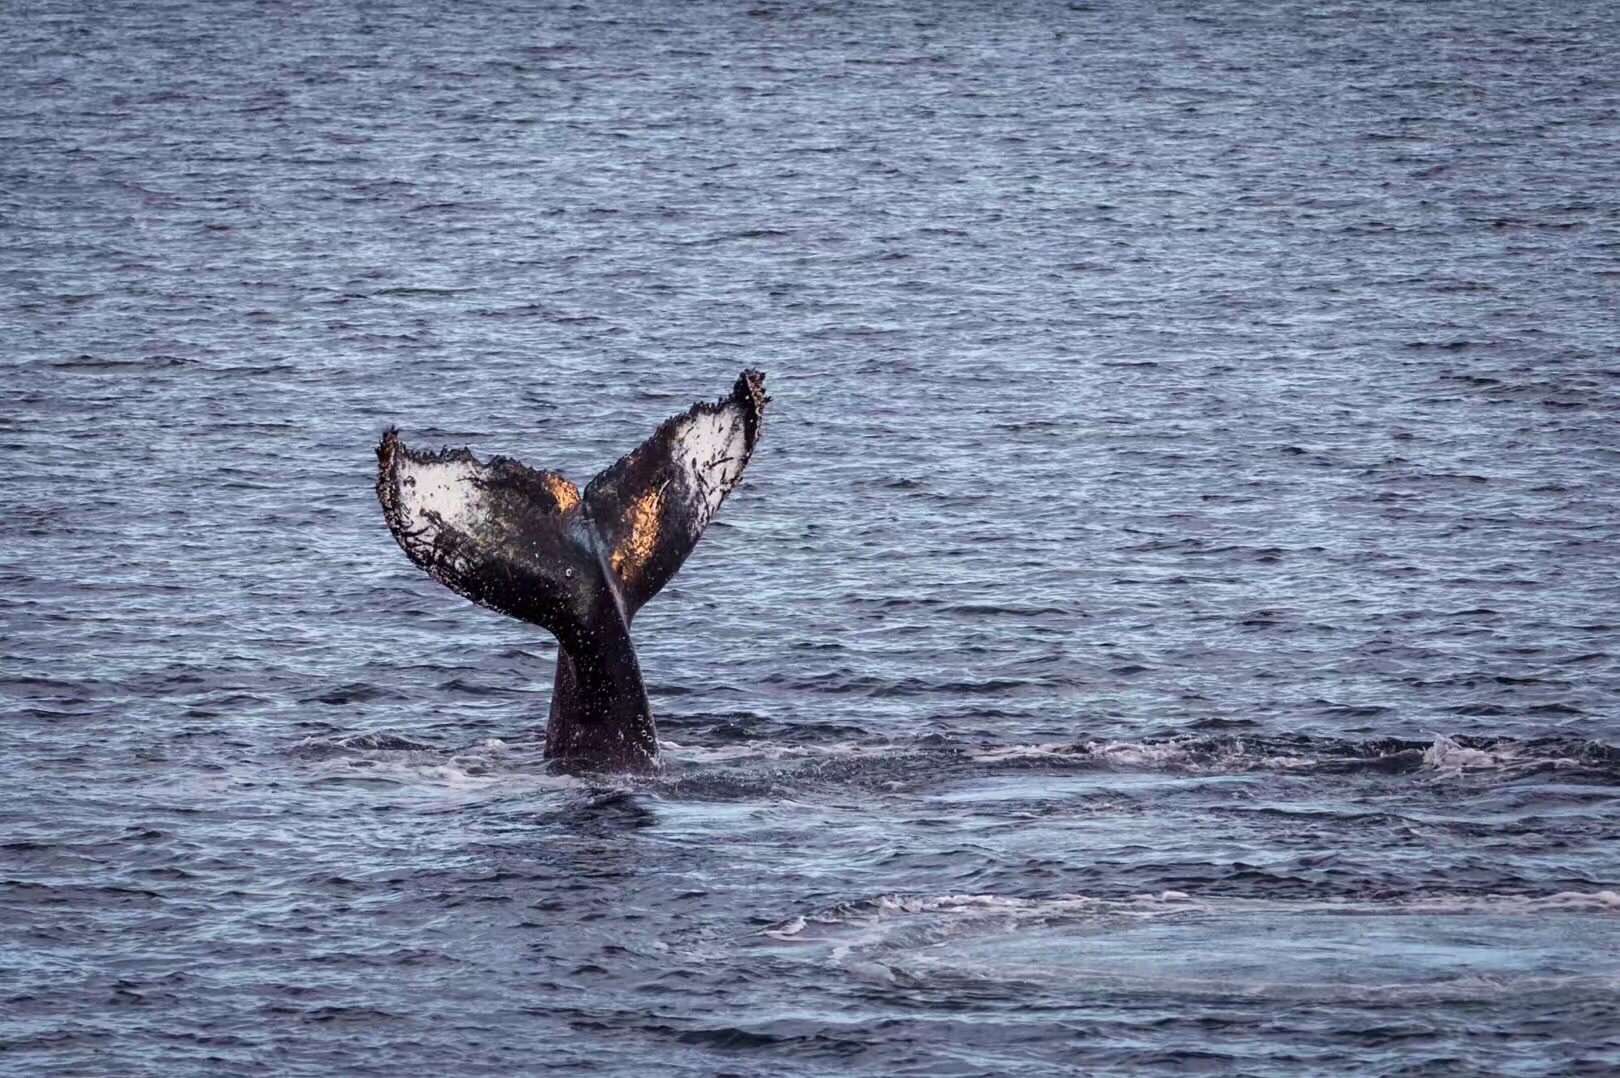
[969, 732, 1620, 778]
[290, 726, 1620, 798]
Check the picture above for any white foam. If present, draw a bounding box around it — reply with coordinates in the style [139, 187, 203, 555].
[769, 888, 1620, 939]
[868, 891, 1208, 919]
[296, 733, 582, 800]
[659, 739, 900, 765]
[968, 735, 1594, 778]
[969, 738, 1318, 773]
[1380, 890, 1620, 914]
[760, 891, 1209, 943]
[763, 915, 808, 939]
[1421, 734, 1583, 778]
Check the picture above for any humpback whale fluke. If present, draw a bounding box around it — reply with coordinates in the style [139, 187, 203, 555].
[376, 370, 769, 772]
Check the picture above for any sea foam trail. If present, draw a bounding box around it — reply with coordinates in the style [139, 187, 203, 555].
[765, 888, 1620, 939]
[969, 734, 1613, 778]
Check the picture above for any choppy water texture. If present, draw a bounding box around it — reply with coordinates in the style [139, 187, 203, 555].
[4, 0, 1620, 1073]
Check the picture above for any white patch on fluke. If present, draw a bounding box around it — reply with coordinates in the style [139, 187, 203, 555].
[394, 457, 488, 544]
[670, 403, 751, 534]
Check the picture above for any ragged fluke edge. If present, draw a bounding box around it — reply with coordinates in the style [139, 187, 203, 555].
[376, 370, 769, 772]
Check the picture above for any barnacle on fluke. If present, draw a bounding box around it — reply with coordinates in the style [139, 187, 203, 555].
[376, 370, 769, 772]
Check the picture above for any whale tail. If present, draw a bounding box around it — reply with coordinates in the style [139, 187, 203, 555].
[376, 370, 768, 771]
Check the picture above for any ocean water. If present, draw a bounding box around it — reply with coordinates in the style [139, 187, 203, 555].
[4, 0, 1620, 1073]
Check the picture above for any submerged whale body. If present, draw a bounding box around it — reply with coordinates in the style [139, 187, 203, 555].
[376, 370, 768, 772]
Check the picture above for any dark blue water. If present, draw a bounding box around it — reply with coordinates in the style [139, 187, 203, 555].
[5, 0, 1620, 1073]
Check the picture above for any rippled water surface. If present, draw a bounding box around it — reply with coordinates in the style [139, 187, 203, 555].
[5, 0, 1620, 1073]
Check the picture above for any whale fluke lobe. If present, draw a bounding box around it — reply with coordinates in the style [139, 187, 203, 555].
[375, 436, 587, 640]
[586, 368, 769, 616]
[376, 370, 768, 772]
